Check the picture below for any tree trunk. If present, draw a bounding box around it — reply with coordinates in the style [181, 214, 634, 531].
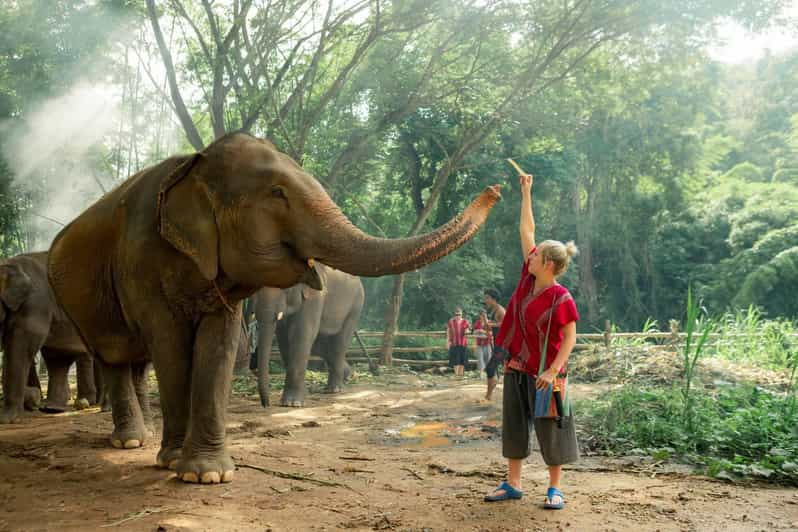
[575, 175, 600, 327]
[146, 0, 204, 150]
[380, 275, 405, 365]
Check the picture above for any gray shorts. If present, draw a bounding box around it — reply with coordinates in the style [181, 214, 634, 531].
[475, 344, 492, 372]
[502, 369, 579, 465]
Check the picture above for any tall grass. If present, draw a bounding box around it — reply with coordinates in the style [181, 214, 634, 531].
[682, 286, 714, 432]
[711, 305, 797, 368]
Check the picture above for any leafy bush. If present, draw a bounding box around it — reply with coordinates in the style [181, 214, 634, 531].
[576, 384, 798, 484]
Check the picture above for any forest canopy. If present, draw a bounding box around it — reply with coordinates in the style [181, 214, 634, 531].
[1, 0, 797, 334]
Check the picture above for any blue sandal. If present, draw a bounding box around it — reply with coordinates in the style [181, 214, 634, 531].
[484, 481, 523, 502]
[543, 487, 565, 509]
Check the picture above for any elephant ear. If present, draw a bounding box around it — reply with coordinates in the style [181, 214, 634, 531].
[157, 154, 219, 281]
[0, 263, 33, 311]
[301, 265, 328, 300]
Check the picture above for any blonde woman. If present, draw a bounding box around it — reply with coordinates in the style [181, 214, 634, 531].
[484, 172, 579, 510]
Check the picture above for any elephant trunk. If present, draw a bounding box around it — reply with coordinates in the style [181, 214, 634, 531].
[302, 185, 501, 277]
[255, 288, 282, 408]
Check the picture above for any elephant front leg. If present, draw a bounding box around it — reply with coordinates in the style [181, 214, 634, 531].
[1, 336, 40, 423]
[105, 363, 148, 449]
[145, 324, 192, 471]
[277, 323, 313, 407]
[132, 361, 154, 437]
[176, 310, 239, 484]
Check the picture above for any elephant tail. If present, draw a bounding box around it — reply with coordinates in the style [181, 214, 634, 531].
[354, 331, 379, 376]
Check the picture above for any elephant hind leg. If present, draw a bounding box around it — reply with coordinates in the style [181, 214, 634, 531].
[277, 322, 313, 408]
[74, 353, 97, 408]
[1, 336, 42, 423]
[24, 362, 43, 410]
[40, 348, 74, 413]
[322, 309, 360, 394]
[93, 359, 110, 410]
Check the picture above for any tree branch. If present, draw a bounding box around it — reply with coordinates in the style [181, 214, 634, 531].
[146, 0, 204, 150]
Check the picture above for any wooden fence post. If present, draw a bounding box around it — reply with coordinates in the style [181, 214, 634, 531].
[669, 319, 680, 346]
[603, 320, 612, 348]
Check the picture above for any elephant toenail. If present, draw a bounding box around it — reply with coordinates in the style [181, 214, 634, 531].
[181, 472, 199, 483]
[201, 472, 221, 484]
[222, 470, 234, 483]
[123, 439, 141, 449]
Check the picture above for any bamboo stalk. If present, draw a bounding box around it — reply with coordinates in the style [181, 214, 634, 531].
[506, 158, 526, 176]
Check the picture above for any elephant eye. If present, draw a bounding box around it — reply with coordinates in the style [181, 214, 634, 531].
[271, 186, 287, 200]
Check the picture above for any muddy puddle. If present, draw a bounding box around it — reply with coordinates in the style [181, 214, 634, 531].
[378, 416, 501, 448]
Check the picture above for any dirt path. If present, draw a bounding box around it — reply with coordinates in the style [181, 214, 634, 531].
[1, 373, 796, 531]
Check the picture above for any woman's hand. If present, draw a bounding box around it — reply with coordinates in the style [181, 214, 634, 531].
[520, 173, 533, 193]
[535, 368, 558, 389]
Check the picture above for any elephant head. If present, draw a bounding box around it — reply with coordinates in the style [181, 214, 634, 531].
[157, 133, 501, 292]
[0, 262, 33, 329]
[252, 273, 324, 406]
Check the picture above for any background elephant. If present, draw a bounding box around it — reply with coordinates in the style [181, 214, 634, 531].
[252, 264, 364, 407]
[47, 132, 499, 484]
[0, 252, 100, 423]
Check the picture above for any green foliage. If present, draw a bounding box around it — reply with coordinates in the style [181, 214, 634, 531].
[1, 0, 798, 331]
[578, 292, 798, 484]
[722, 161, 765, 181]
[713, 306, 798, 368]
[577, 385, 798, 484]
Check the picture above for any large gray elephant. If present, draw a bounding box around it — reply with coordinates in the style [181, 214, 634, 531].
[252, 264, 364, 407]
[0, 252, 100, 423]
[47, 132, 500, 484]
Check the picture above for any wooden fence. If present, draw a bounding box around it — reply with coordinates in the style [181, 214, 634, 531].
[292, 326, 798, 368]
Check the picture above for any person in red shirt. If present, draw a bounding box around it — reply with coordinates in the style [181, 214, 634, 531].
[484, 171, 579, 511]
[446, 308, 470, 377]
[482, 287, 506, 400]
[472, 310, 493, 375]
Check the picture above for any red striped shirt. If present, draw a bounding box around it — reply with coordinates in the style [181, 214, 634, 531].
[447, 317, 470, 347]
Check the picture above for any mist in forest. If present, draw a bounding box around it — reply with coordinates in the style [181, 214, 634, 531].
[1, 83, 118, 248]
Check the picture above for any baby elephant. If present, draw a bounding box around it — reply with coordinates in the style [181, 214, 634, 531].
[0, 252, 99, 423]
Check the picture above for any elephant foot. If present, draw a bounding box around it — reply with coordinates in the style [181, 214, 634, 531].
[279, 390, 305, 407]
[100, 400, 112, 413]
[74, 398, 91, 410]
[24, 387, 42, 410]
[325, 383, 344, 394]
[110, 428, 146, 449]
[176, 453, 235, 484]
[39, 402, 68, 414]
[0, 407, 23, 424]
[156, 447, 182, 470]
